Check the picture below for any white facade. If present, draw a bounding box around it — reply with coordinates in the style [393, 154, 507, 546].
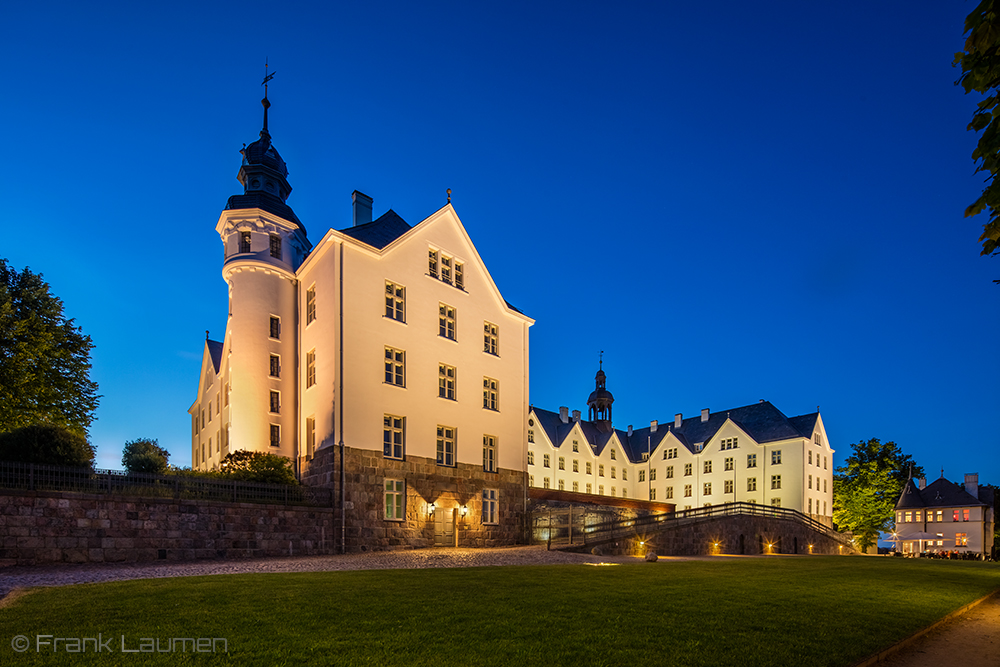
[895, 474, 995, 557]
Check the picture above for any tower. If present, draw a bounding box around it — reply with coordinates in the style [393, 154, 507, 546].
[587, 354, 614, 433]
[214, 82, 312, 460]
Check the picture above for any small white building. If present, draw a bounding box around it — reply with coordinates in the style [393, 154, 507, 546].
[894, 474, 995, 557]
[527, 366, 835, 520]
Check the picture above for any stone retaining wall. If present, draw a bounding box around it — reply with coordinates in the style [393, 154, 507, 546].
[0, 488, 334, 566]
[302, 445, 527, 552]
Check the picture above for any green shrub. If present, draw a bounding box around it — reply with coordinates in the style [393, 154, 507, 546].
[219, 450, 297, 485]
[0, 423, 95, 467]
[121, 438, 170, 473]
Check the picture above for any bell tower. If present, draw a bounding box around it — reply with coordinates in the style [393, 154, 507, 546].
[587, 352, 615, 433]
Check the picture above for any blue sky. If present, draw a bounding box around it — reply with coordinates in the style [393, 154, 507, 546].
[4, 1, 997, 484]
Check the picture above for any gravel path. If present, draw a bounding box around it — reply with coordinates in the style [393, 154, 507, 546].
[0, 546, 638, 600]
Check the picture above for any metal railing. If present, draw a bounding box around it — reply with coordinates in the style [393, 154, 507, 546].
[0, 460, 333, 506]
[533, 501, 851, 548]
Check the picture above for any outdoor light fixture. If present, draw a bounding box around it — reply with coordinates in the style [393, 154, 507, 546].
[461, 505, 468, 516]
[429, 502, 436, 515]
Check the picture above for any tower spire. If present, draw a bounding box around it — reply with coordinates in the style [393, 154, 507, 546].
[261, 58, 276, 137]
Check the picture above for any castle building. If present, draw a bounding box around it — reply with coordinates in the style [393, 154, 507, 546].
[894, 473, 994, 557]
[190, 92, 533, 550]
[527, 366, 835, 521]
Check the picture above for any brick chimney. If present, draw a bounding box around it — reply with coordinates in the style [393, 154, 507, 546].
[627, 425, 633, 436]
[918, 478, 926, 490]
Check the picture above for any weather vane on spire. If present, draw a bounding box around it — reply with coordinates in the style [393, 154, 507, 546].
[599, 350, 604, 370]
[262, 58, 276, 97]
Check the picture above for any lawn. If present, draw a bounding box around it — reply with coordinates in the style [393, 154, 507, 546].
[1, 556, 998, 666]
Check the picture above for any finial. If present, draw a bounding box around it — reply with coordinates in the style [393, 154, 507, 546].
[260, 58, 276, 135]
[599, 350, 604, 370]
[447, 188, 451, 204]
[206, 330, 210, 340]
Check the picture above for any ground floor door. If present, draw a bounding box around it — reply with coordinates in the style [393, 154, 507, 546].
[434, 508, 455, 547]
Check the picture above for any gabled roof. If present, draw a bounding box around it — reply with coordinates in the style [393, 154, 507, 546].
[207, 339, 224, 374]
[895, 477, 988, 510]
[339, 210, 411, 250]
[788, 413, 819, 438]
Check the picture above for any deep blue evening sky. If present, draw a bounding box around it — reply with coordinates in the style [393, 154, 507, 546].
[4, 2, 997, 483]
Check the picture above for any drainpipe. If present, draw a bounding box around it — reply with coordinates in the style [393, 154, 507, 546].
[294, 279, 301, 481]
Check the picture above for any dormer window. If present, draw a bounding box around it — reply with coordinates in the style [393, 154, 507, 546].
[240, 232, 252, 253]
[269, 235, 281, 259]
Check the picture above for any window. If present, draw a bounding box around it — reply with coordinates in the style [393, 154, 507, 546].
[610, 448, 616, 460]
[484, 321, 499, 355]
[558, 456, 565, 470]
[306, 286, 316, 324]
[543, 477, 550, 489]
[269, 391, 280, 414]
[438, 364, 456, 399]
[622, 468, 627, 481]
[483, 377, 499, 411]
[684, 463, 692, 476]
[771, 498, 781, 507]
[528, 429, 534, 443]
[586, 483, 592, 494]
[953, 510, 960, 522]
[208, 405, 212, 422]
[639, 469, 646, 483]
[385, 282, 405, 322]
[384, 479, 404, 521]
[224, 383, 229, 407]
[771, 475, 781, 490]
[808, 498, 813, 514]
[963, 509, 970, 522]
[650, 468, 657, 481]
[956, 533, 968, 547]
[573, 441, 579, 452]
[384, 347, 405, 386]
[269, 424, 280, 448]
[269, 234, 281, 259]
[666, 447, 678, 459]
[747, 454, 757, 468]
[573, 459, 579, 472]
[915, 510, 922, 522]
[771, 450, 782, 465]
[441, 255, 452, 283]
[665, 466, 673, 478]
[622, 489, 627, 498]
[684, 484, 692, 497]
[384, 414, 405, 459]
[611, 466, 616, 478]
[704, 461, 712, 474]
[936, 510, 943, 522]
[543, 454, 550, 468]
[558, 479, 565, 491]
[455, 261, 464, 289]
[665, 486, 674, 499]
[439, 303, 457, 340]
[481, 488, 498, 524]
[808, 451, 813, 465]
[572, 481, 579, 492]
[808, 475, 813, 489]
[599, 485, 604, 496]
[586, 462, 592, 474]
[527, 450, 534, 465]
[720, 437, 738, 450]
[724, 480, 734, 494]
[436, 425, 456, 466]
[306, 350, 316, 388]
[747, 477, 756, 492]
[239, 231, 251, 253]
[269, 316, 280, 339]
[428, 249, 438, 277]
[724, 457, 733, 471]
[270, 355, 280, 378]
[823, 479, 827, 493]
[649, 488, 656, 500]
[823, 456, 827, 469]
[704, 483, 712, 495]
[530, 475, 535, 486]
[306, 417, 315, 459]
[599, 465, 605, 477]
[814, 432, 822, 445]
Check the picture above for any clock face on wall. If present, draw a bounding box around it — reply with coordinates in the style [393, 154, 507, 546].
[528, 418, 534, 427]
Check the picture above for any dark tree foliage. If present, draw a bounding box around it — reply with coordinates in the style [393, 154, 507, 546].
[832, 438, 924, 552]
[956, 0, 1000, 281]
[219, 450, 297, 485]
[0, 260, 101, 433]
[121, 438, 170, 474]
[0, 423, 95, 467]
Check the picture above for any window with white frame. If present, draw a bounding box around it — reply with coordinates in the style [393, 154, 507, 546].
[306, 349, 316, 388]
[239, 231, 251, 253]
[747, 453, 757, 468]
[724, 457, 733, 471]
[808, 475, 813, 489]
[455, 261, 464, 289]
[666, 486, 674, 499]
[438, 364, 456, 400]
[384, 414, 405, 459]
[724, 480, 734, 494]
[543, 454, 550, 468]
[306, 285, 316, 324]
[484, 321, 499, 355]
[667, 447, 678, 459]
[384, 479, 404, 521]
[528, 429, 534, 443]
[586, 483, 592, 494]
[599, 465, 605, 477]
[543, 477, 550, 489]
[586, 462, 592, 474]
[704, 460, 712, 474]
[599, 485, 604, 495]
[684, 463, 692, 476]
[572, 481, 579, 492]
[269, 316, 280, 339]
[771, 450, 782, 465]
[529, 475, 534, 486]
[269, 391, 280, 414]
[808, 451, 813, 465]
[558, 456, 565, 470]
[622, 468, 627, 481]
[771, 498, 781, 507]
[439, 303, 457, 340]
[747, 477, 756, 492]
[771, 474, 781, 489]
[610, 448, 616, 460]
[270, 354, 280, 378]
[527, 450, 534, 465]
[306, 416, 315, 460]
[573, 441, 579, 452]
[428, 249, 438, 277]
[665, 466, 673, 478]
[611, 466, 616, 479]
[650, 468, 656, 481]
[639, 469, 646, 482]
[436, 425, 456, 467]
[385, 281, 405, 322]
[720, 437, 738, 450]
[558, 479, 565, 490]
[684, 484, 692, 497]
[703, 483, 712, 495]
[269, 424, 280, 448]
[269, 234, 281, 258]
[483, 377, 499, 410]
[385, 347, 405, 386]
[573, 459, 579, 472]
[441, 255, 452, 283]
[611, 486, 616, 496]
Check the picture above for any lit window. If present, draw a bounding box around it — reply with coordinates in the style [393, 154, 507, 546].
[269, 316, 280, 339]
[665, 486, 674, 499]
[306, 349, 316, 388]
[747, 454, 757, 468]
[558, 457, 565, 470]
[270, 354, 280, 378]
[269, 424, 280, 448]
[436, 425, 456, 467]
[936, 510, 943, 522]
[482, 488, 498, 524]
[952, 510, 960, 522]
[428, 249, 438, 277]
[956, 532, 968, 547]
[384, 479, 404, 521]
[439, 303, 457, 340]
[543, 454, 550, 468]
[703, 483, 712, 495]
[239, 231, 251, 253]
[771, 474, 781, 489]
[385, 282, 405, 322]
[441, 255, 452, 283]
[771, 450, 782, 465]
[483, 377, 499, 411]
[684, 484, 692, 497]
[484, 321, 499, 355]
[269, 391, 280, 414]
[963, 509, 970, 522]
[306, 286, 316, 324]
[747, 477, 756, 492]
[704, 460, 712, 474]
[438, 364, 456, 399]
[384, 414, 405, 459]
[384, 347, 405, 386]
[724, 480, 734, 494]
[684, 463, 692, 476]
[269, 234, 281, 259]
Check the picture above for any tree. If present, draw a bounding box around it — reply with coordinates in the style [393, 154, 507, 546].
[956, 1, 1000, 282]
[832, 438, 924, 552]
[121, 438, 170, 474]
[0, 423, 95, 467]
[0, 260, 101, 433]
[218, 450, 296, 485]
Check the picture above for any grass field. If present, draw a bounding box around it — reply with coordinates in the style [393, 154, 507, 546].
[2, 556, 998, 666]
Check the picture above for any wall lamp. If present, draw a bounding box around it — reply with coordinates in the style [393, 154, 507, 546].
[461, 505, 468, 516]
[428, 502, 436, 515]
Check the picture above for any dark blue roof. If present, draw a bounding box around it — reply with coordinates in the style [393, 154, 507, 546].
[895, 477, 988, 510]
[340, 210, 411, 249]
[226, 191, 304, 229]
[207, 339, 224, 374]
